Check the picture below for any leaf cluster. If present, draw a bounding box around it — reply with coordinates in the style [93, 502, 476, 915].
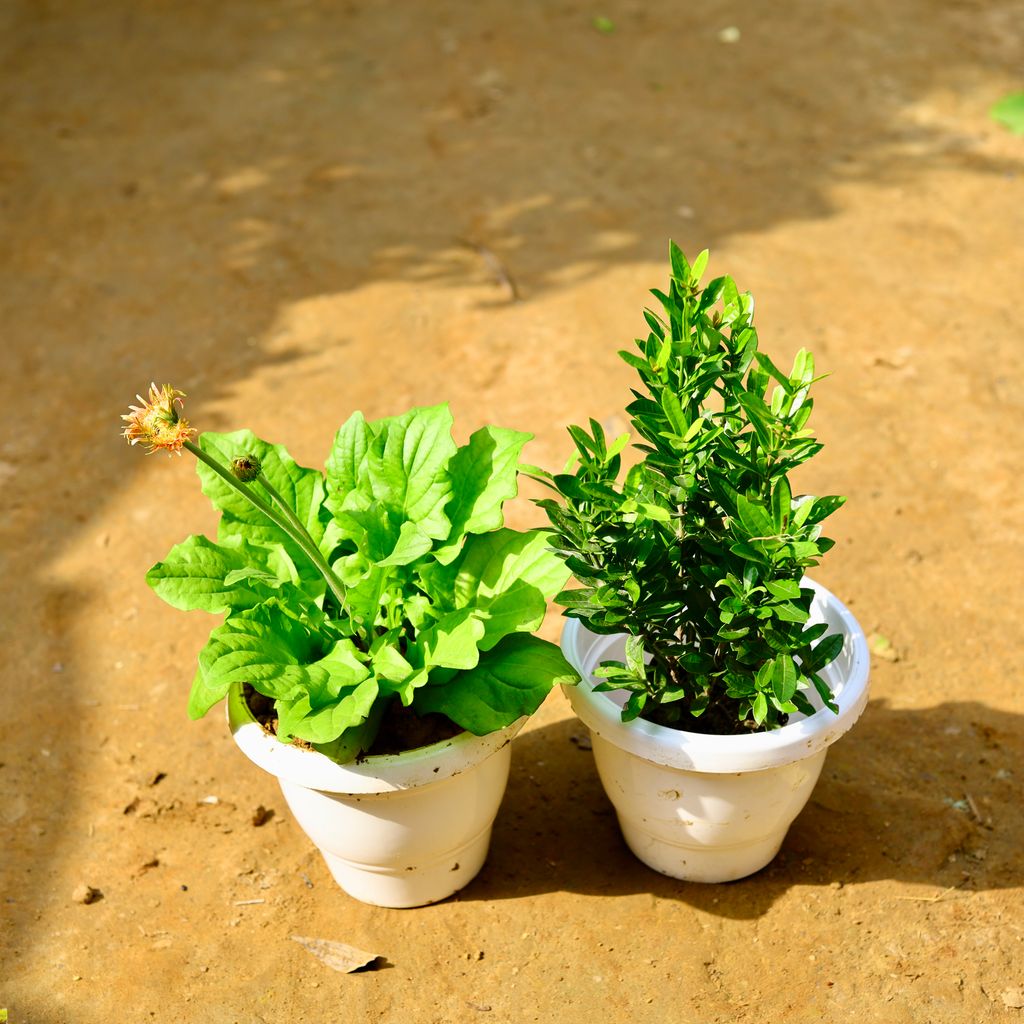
[531, 245, 846, 732]
[148, 404, 577, 761]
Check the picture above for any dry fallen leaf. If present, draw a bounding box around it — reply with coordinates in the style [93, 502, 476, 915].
[868, 632, 899, 663]
[291, 935, 381, 973]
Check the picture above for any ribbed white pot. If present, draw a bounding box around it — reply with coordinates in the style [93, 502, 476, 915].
[561, 580, 870, 883]
[228, 686, 525, 908]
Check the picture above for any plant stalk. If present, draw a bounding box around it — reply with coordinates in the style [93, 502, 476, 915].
[183, 440, 348, 612]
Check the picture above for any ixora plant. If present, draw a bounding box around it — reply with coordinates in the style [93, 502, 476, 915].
[532, 245, 870, 882]
[122, 385, 577, 906]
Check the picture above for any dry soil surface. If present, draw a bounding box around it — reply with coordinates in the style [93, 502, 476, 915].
[2, 2, 1023, 1022]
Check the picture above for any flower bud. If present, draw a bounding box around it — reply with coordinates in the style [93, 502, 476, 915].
[231, 455, 262, 483]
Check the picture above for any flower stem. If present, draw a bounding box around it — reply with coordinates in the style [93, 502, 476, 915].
[256, 472, 351, 617]
[182, 440, 348, 613]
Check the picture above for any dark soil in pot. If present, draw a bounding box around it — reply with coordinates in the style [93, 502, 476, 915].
[242, 684, 462, 758]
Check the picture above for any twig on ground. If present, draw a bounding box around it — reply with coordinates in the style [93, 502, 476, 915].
[458, 238, 520, 301]
[895, 882, 969, 904]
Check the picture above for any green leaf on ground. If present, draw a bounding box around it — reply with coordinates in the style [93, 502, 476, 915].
[991, 92, 1024, 134]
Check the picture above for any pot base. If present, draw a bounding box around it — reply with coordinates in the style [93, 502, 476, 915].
[617, 817, 784, 883]
[592, 733, 827, 883]
[321, 826, 493, 909]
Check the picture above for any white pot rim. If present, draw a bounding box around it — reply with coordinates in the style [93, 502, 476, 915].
[227, 684, 526, 794]
[560, 578, 870, 773]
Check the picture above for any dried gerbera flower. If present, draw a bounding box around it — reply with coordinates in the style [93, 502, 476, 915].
[121, 382, 196, 455]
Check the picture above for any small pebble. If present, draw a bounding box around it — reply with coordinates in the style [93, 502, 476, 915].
[73, 884, 102, 905]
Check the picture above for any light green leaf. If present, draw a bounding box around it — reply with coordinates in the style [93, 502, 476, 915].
[371, 644, 415, 684]
[413, 634, 579, 734]
[377, 521, 435, 567]
[430, 529, 570, 650]
[147, 535, 272, 612]
[277, 677, 379, 744]
[188, 603, 322, 718]
[364, 404, 456, 539]
[410, 608, 486, 671]
[764, 579, 801, 601]
[751, 691, 768, 724]
[187, 664, 222, 721]
[314, 638, 372, 693]
[991, 92, 1024, 135]
[198, 431, 327, 546]
[436, 425, 531, 558]
[325, 411, 373, 512]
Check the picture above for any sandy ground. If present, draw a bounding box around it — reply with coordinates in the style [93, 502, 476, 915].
[2, 1, 1023, 1021]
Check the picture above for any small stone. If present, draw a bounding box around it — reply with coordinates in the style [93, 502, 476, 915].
[251, 805, 274, 827]
[718, 26, 741, 43]
[73, 884, 102, 905]
[1001, 988, 1024, 1009]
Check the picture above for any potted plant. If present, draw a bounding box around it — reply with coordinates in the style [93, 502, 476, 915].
[529, 245, 870, 882]
[122, 386, 577, 907]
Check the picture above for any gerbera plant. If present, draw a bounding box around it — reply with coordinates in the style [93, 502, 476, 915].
[123, 387, 577, 761]
[530, 245, 846, 735]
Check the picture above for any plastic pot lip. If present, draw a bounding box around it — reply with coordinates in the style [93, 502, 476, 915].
[227, 684, 526, 795]
[560, 578, 870, 774]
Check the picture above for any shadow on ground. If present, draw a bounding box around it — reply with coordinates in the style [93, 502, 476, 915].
[473, 699, 1023, 917]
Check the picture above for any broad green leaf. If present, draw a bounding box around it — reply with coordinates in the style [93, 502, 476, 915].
[364, 404, 456, 539]
[434, 425, 531, 561]
[147, 535, 277, 613]
[371, 644, 415, 684]
[222, 567, 285, 590]
[277, 677, 379, 744]
[188, 602, 324, 718]
[377, 521, 435, 566]
[770, 600, 808, 624]
[413, 634, 578, 734]
[312, 701, 388, 762]
[325, 411, 373, 512]
[198, 431, 328, 547]
[410, 608, 486, 672]
[431, 529, 570, 650]
[314, 638, 372, 693]
[187, 664, 222, 721]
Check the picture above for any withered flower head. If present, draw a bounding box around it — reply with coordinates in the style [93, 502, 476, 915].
[121, 383, 196, 455]
[231, 454, 262, 483]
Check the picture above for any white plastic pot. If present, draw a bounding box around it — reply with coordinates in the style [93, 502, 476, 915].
[228, 685, 525, 908]
[561, 579, 870, 883]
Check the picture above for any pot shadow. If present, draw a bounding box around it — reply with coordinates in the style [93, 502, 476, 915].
[465, 698, 1023, 918]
